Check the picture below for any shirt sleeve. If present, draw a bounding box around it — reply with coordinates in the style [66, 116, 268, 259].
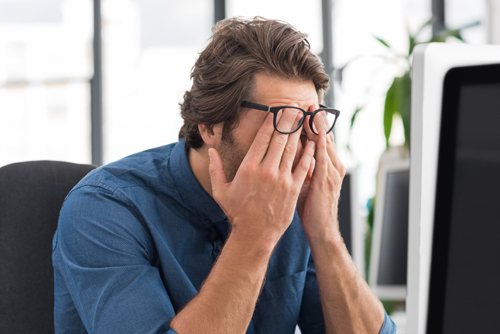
[379, 312, 397, 334]
[53, 185, 177, 334]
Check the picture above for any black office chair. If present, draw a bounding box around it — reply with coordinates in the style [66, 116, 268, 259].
[0, 161, 96, 333]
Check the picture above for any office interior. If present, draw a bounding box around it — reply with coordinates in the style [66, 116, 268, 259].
[1, 1, 499, 334]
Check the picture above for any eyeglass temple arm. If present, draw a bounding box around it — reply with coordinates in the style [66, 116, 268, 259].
[240, 101, 270, 112]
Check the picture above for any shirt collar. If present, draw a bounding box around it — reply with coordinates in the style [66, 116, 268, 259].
[168, 139, 228, 227]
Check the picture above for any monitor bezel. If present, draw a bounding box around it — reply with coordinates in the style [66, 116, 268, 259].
[407, 43, 500, 334]
[370, 158, 410, 301]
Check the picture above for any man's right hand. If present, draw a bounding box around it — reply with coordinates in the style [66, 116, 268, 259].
[208, 109, 316, 247]
[171, 110, 315, 334]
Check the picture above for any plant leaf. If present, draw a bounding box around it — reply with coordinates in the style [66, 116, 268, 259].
[450, 29, 465, 42]
[430, 24, 475, 43]
[383, 77, 401, 148]
[414, 18, 433, 40]
[429, 35, 448, 43]
[409, 34, 416, 57]
[374, 36, 391, 49]
[426, 20, 480, 44]
[346, 105, 364, 152]
[365, 196, 375, 280]
[350, 106, 364, 129]
[400, 72, 412, 147]
[455, 20, 481, 31]
[444, 29, 464, 41]
[409, 18, 433, 55]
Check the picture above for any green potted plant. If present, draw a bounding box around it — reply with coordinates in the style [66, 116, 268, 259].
[344, 18, 480, 151]
[338, 18, 480, 314]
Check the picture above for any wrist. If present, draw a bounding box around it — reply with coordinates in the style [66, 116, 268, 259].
[304, 224, 345, 259]
[228, 227, 278, 259]
[302, 218, 341, 243]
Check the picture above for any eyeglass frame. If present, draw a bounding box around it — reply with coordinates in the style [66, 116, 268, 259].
[240, 101, 341, 135]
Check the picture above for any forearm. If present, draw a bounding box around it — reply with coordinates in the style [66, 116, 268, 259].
[170, 231, 275, 334]
[308, 232, 385, 334]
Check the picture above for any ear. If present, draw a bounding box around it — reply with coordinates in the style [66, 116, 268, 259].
[198, 123, 223, 147]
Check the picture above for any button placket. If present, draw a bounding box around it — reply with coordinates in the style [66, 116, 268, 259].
[212, 239, 223, 259]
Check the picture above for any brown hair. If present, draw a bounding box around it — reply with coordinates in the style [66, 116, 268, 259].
[179, 16, 329, 149]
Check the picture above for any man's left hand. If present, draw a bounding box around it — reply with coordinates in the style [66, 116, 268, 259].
[294, 105, 346, 243]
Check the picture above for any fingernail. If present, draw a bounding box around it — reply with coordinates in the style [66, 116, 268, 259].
[208, 149, 213, 160]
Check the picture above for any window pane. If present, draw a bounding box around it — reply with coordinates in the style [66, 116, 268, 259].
[0, 0, 93, 166]
[227, 0, 323, 54]
[447, 0, 487, 44]
[333, 0, 432, 204]
[102, 0, 213, 163]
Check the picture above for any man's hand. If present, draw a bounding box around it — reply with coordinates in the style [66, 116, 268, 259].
[292, 106, 386, 334]
[170, 109, 316, 334]
[295, 106, 346, 242]
[208, 110, 316, 246]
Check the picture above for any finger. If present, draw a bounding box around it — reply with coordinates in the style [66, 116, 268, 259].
[242, 112, 275, 165]
[280, 112, 305, 172]
[308, 104, 341, 173]
[326, 131, 343, 171]
[308, 156, 315, 179]
[311, 110, 330, 134]
[263, 107, 301, 168]
[303, 105, 318, 142]
[291, 136, 304, 173]
[314, 130, 329, 176]
[303, 115, 315, 142]
[293, 140, 315, 185]
[208, 148, 228, 196]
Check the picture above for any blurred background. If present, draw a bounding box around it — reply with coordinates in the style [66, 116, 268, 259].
[0, 1, 496, 330]
[0, 0, 492, 204]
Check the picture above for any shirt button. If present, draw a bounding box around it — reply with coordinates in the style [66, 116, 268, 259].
[212, 241, 222, 259]
[213, 240, 223, 253]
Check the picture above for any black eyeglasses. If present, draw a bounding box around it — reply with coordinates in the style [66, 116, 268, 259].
[241, 101, 340, 135]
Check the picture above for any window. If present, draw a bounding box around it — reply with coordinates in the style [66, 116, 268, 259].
[0, 0, 92, 166]
[101, 0, 213, 163]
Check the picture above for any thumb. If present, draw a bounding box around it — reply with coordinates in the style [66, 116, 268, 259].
[208, 148, 228, 193]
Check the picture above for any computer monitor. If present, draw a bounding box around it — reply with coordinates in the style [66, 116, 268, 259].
[370, 158, 409, 301]
[338, 168, 365, 277]
[407, 43, 500, 334]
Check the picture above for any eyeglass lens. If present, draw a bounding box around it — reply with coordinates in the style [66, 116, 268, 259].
[275, 107, 337, 134]
[275, 107, 305, 133]
[311, 110, 337, 134]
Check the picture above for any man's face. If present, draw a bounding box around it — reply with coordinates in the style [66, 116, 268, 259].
[216, 72, 319, 182]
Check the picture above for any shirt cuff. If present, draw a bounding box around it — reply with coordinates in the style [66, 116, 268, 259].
[164, 329, 178, 334]
[379, 312, 397, 334]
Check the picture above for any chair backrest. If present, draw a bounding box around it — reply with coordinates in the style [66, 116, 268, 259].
[0, 160, 96, 333]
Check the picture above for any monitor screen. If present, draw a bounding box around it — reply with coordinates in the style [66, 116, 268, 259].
[427, 64, 500, 333]
[377, 169, 409, 287]
[337, 169, 365, 277]
[338, 172, 352, 255]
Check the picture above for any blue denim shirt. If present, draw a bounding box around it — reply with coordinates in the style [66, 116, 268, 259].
[52, 139, 396, 334]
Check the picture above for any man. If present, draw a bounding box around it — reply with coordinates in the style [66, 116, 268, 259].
[53, 17, 396, 333]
